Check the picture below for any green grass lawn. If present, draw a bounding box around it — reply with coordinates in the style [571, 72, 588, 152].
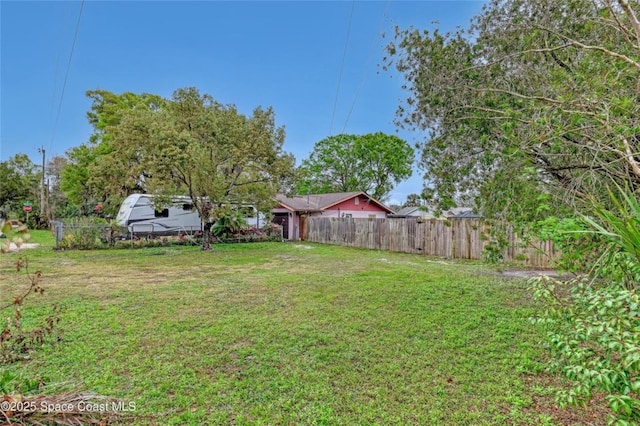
[0, 240, 598, 425]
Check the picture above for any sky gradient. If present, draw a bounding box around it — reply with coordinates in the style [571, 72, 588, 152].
[1, 1, 485, 204]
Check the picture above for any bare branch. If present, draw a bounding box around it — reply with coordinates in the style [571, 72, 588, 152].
[461, 43, 575, 73]
[617, 0, 640, 46]
[604, 1, 638, 46]
[538, 25, 640, 70]
[569, 39, 640, 69]
[622, 137, 640, 177]
[468, 86, 564, 104]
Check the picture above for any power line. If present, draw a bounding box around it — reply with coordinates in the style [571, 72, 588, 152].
[329, 0, 355, 136]
[342, 0, 391, 134]
[49, 0, 85, 157]
[50, 3, 76, 124]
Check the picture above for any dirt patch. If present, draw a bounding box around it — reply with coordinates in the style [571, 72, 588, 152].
[7, 242, 40, 252]
[501, 268, 576, 280]
[293, 244, 314, 249]
[378, 258, 422, 266]
[523, 374, 610, 426]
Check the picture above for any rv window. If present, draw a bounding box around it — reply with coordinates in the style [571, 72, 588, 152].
[155, 208, 169, 218]
[238, 206, 256, 217]
[182, 204, 193, 211]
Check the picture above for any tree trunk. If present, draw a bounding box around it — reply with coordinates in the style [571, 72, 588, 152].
[202, 222, 213, 250]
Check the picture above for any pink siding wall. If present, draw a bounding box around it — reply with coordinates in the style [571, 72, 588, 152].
[331, 196, 387, 212]
[311, 210, 386, 219]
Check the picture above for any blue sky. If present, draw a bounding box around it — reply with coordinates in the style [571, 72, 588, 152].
[1, 1, 484, 205]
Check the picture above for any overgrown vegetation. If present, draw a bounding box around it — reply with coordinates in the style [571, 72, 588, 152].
[387, 2, 640, 422]
[0, 222, 62, 364]
[57, 216, 114, 250]
[386, 0, 640, 224]
[532, 276, 639, 425]
[0, 257, 62, 363]
[54, 217, 282, 251]
[0, 221, 130, 425]
[531, 187, 640, 425]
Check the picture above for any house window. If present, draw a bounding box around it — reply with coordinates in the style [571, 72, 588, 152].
[344, 214, 353, 218]
[182, 204, 193, 211]
[155, 208, 169, 218]
[354, 197, 359, 205]
[369, 214, 377, 219]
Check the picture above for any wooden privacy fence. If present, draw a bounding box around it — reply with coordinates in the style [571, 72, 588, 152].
[305, 217, 558, 268]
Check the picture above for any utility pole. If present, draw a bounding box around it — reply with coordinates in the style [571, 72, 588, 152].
[38, 147, 46, 217]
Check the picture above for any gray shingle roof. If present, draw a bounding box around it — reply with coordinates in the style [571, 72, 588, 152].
[393, 206, 424, 216]
[276, 192, 394, 213]
[388, 206, 482, 219]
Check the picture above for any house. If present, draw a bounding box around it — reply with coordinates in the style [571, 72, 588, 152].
[447, 208, 482, 219]
[387, 206, 428, 218]
[388, 206, 482, 219]
[272, 191, 395, 240]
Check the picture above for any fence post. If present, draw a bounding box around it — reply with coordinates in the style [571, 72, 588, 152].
[53, 221, 63, 251]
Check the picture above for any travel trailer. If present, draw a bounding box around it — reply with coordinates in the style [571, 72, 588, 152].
[116, 194, 264, 237]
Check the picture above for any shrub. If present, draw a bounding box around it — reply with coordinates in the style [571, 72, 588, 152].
[532, 216, 603, 273]
[212, 211, 248, 239]
[531, 275, 639, 424]
[57, 217, 111, 250]
[531, 185, 640, 425]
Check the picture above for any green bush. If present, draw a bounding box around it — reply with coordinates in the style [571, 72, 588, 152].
[531, 276, 639, 425]
[58, 217, 110, 250]
[212, 211, 248, 239]
[532, 216, 603, 273]
[531, 185, 640, 425]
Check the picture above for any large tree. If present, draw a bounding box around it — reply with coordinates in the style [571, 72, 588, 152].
[60, 90, 166, 216]
[387, 3, 640, 418]
[99, 87, 295, 249]
[299, 132, 414, 200]
[0, 154, 40, 218]
[60, 145, 99, 215]
[385, 0, 640, 226]
[44, 155, 70, 219]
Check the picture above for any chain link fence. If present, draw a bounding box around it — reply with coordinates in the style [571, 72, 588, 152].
[51, 220, 282, 250]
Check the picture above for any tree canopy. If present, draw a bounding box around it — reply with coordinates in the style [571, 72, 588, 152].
[0, 154, 39, 218]
[45, 155, 72, 219]
[135, 87, 295, 218]
[385, 0, 640, 225]
[403, 193, 423, 208]
[387, 2, 640, 419]
[298, 132, 414, 201]
[60, 90, 166, 215]
[60, 87, 295, 247]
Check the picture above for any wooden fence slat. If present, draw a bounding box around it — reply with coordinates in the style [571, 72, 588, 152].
[304, 217, 557, 268]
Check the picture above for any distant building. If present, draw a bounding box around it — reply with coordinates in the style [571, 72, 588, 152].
[387, 206, 429, 218]
[388, 206, 481, 219]
[272, 191, 394, 240]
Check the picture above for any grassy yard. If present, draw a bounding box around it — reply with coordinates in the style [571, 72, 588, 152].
[0, 236, 600, 425]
